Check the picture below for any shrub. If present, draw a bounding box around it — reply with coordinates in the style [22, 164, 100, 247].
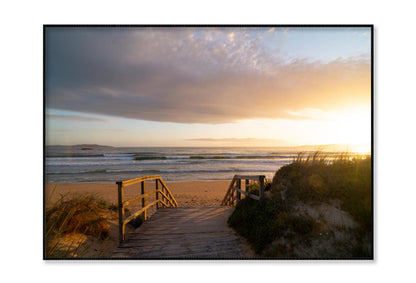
[228, 198, 280, 253]
[288, 214, 315, 235]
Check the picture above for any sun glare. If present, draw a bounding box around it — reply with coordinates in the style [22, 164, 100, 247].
[331, 106, 371, 149]
[236, 105, 372, 151]
[350, 145, 371, 155]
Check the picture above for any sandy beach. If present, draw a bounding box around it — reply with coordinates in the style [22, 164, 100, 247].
[46, 180, 230, 208]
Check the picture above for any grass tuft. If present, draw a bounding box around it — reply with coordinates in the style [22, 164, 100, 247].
[45, 193, 113, 258]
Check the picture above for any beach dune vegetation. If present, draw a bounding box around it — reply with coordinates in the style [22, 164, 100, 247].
[45, 192, 116, 258]
[228, 152, 372, 258]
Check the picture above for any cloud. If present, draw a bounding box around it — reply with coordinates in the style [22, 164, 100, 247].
[47, 113, 113, 123]
[286, 108, 326, 120]
[45, 27, 371, 124]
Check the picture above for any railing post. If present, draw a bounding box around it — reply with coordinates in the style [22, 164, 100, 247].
[231, 177, 236, 205]
[259, 175, 265, 201]
[236, 178, 241, 201]
[245, 179, 249, 197]
[162, 182, 166, 205]
[231, 182, 235, 206]
[162, 182, 166, 206]
[155, 179, 159, 209]
[117, 182, 125, 243]
[141, 181, 147, 220]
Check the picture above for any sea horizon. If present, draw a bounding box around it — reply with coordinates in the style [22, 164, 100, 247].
[45, 144, 368, 184]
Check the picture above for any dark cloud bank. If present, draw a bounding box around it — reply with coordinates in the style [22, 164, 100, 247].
[45, 27, 371, 124]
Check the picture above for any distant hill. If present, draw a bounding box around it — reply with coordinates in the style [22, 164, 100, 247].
[47, 144, 113, 148]
[73, 144, 113, 148]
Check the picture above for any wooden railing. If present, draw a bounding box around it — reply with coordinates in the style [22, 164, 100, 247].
[116, 175, 178, 242]
[221, 175, 265, 206]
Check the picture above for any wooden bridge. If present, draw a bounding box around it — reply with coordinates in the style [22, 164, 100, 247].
[111, 175, 265, 259]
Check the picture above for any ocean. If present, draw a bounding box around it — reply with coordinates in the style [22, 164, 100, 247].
[45, 145, 354, 183]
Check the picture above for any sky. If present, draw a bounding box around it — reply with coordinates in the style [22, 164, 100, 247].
[45, 26, 371, 151]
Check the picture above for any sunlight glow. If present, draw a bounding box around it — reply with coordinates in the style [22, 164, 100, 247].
[330, 106, 371, 147]
[230, 105, 371, 150]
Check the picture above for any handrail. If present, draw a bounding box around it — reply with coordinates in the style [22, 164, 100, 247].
[116, 175, 178, 242]
[221, 174, 265, 206]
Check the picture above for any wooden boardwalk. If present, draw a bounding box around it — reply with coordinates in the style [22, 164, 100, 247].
[112, 206, 244, 259]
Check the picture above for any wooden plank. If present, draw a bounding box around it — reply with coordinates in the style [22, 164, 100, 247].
[131, 245, 242, 258]
[117, 175, 161, 187]
[141, 181, 146, 220]
[159, 179, 178, 207]
[151, 250, 244, 259]
[157, 178, 179, 207]
[117, 183, 125, 243]
[111, 252, 132, 258]
[161, 183, 167, 204]
[155, 179, 159, 209]
[116, 175, 181, 242]
[236, 179, 241, 201]
[157, 190, 176, 207]
[129, 245, 239, 257]
[145, 252, 243, 259]
[134, 225, 232, 232]
[234, 187, 248, 196]
[123, 190, 157, 207]
[234, 187, 259, 200]
[123, 240, 238, 248]
[127, 235, 237, 243]
[220, 177, 236, 206]
[113, 206, 244, 257]
[124, 200, 159, 225]
[158, 199, 169, 208]
[234, 175, 264, 181]
[120, 238, 239, 249]
[133, 229, 234, 235]
[130, 246, 242, 258]
[125, 234, 237, 242]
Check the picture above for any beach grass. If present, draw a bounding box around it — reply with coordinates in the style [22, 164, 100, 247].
[276, 151, 372, 229]
[228, 151, 372, 258]
[45, 190, 114, 258]
[45, 185, 151, 258]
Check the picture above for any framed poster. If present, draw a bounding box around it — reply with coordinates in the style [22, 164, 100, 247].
[44, 25, 373, 260]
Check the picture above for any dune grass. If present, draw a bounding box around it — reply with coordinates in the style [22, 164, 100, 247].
[274, 152, 372, 230]
[45, 188, 146, 258]
[45, 190, 114, 258]
[228, 151, 372, 258]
